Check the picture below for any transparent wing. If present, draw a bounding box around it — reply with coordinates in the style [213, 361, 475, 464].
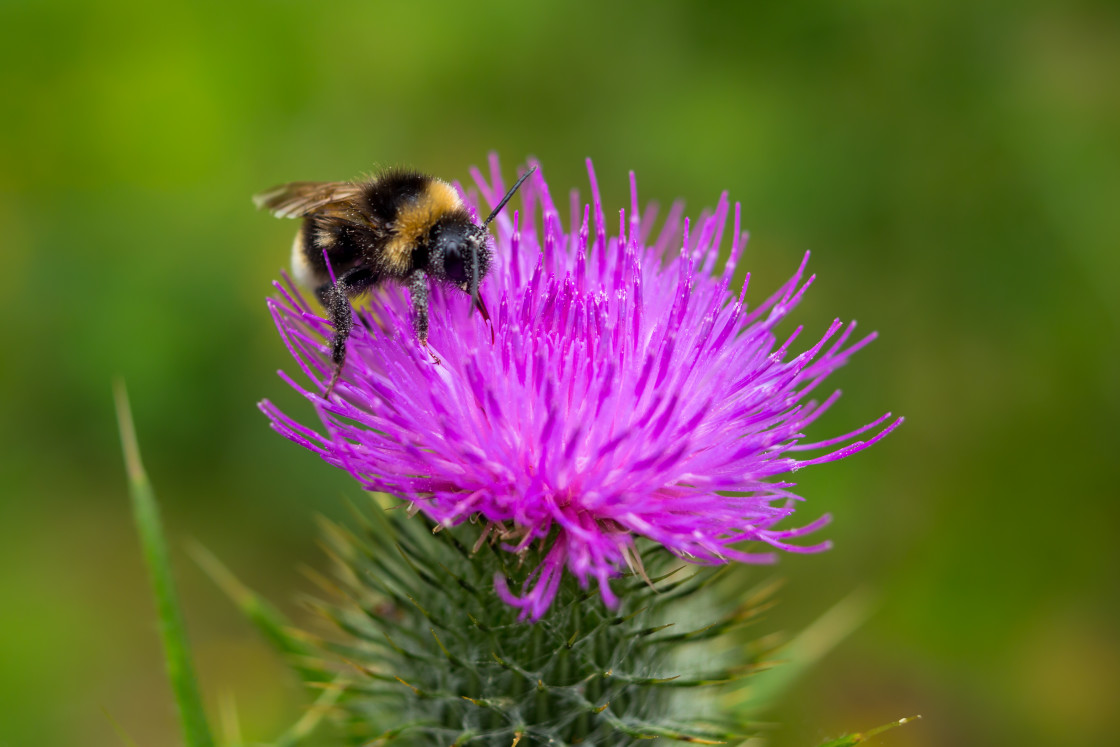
[252, 181, 364, 219]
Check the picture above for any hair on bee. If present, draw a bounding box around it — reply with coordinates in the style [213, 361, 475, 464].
[255, 165, 536, 397]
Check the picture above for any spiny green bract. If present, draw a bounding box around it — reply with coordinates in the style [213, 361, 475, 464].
[298, 503, 779, 746]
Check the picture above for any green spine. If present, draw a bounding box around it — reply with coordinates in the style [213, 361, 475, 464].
[303, 504, 777, 746]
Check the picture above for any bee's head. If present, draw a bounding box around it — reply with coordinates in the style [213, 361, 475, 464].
[427, 167, 537, 333]
[429, 219, 491, 292]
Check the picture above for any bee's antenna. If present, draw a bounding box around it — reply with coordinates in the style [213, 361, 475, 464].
[470, 165, 537, 336]
[483, 165, 537, 228]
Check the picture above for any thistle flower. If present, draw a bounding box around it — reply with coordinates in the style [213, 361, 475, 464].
[261, 156, 900, 621]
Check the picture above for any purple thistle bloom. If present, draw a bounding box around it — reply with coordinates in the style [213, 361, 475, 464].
[261, 156, 901, 621]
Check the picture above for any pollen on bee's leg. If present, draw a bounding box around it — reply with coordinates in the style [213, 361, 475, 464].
[407, 269, 439, 363]
[321, 278, 356, 399]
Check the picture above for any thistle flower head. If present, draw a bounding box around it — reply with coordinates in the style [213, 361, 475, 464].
[261, 156, 900, 620]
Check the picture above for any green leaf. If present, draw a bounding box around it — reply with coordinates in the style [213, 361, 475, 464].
[114, 381, 215, 747]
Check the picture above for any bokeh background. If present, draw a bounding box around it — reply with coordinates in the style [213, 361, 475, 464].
[2, 1, 1117, 745]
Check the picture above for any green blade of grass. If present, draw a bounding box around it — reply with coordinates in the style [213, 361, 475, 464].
[272, 676, 348, 747]
[115, 380, 215, 747]
[188, 540, 329, 683]
[815, 715, 921, 746]
[100, 707, 141, 747]
[726, 586, 876, 715]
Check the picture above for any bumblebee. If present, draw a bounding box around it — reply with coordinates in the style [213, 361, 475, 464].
[255, 166, 535, 395]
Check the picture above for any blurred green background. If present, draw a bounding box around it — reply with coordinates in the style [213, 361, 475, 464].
[2, 0, 1117, 745]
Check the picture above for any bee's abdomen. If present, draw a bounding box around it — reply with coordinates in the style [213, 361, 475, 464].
[294, 217, 376, 288]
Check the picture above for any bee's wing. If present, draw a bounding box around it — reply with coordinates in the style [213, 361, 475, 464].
[252, 181, 364, 219]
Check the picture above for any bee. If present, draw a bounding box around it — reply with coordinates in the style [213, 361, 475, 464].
[255, 166, 535, 396]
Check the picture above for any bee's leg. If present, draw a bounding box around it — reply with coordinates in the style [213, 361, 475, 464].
[407, 269, 440, 365]
[317, 266, 376, 397]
